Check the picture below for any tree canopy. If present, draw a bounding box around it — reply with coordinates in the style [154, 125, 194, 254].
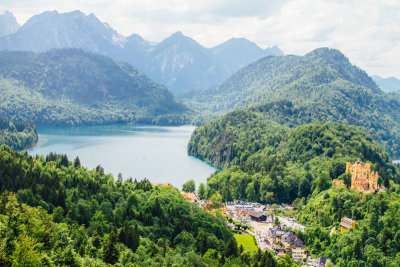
[0, 116, 37, 150]
[189, 118, 398, 204]
[0, 49, 190, 126]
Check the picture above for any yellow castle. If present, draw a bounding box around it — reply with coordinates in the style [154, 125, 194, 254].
[347, 161, 379, 193]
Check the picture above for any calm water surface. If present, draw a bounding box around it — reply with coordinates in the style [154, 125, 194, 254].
[28, 125, 217, 189]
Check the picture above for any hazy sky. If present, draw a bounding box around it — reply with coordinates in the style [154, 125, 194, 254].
[1, 0, 399, 77]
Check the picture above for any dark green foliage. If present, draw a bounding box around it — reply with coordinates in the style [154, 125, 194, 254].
[73, 156, 81, 168]
[297, 186, 400, 266]
[189, 118, 398, 204]
[0, 145, 278, 266]
[187, 48, 400, 158]
[103, 231, 119, 264]
[225, 237, 239, 259]
[0, 49, 190, 126]
[0, 116, 37, 150]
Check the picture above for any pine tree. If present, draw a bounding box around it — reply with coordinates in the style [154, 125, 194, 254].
[103, 231, 119, 264]
[119, 221, 140, 253]
[73, 156, 81, 168]
[200, 233, 208, 254]
[224, 237, 238, 259]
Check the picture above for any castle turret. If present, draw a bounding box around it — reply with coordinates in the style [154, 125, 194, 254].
[345, 161, 378, 193]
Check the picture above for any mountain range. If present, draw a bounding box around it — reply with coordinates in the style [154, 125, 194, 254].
[0, 11, 20, 37]
[372, 75, 400, 94]
[0, 49, 188, 126]
[0, 10, 283, 95]
[187, 48, 400, 158]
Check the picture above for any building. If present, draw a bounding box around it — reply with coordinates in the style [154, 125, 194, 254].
[309, 257, 329, 267]
[332, 179, 346, 188]
[267, 226, 307, 260]
[248, 211, 267, 221]
[341, 217, 357, 232]
[152, 182, 174, 188]
[291, 238, 306, 260]
[282, 232, 296, 249]
[182, 192, 199, 202]
[268, 226, 286, 245]
[347, 161, 379, 193]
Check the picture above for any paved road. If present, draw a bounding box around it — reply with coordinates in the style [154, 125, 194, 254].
[248, 221, 275, 251]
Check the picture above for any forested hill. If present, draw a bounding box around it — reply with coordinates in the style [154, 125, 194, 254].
[296, 186, 400, 266]
[0, 116, 37, 150]
[189, 118, 399, 204]
[0, 146, 280, 266]
[0, 49, 189, 126]
[187, 48, 400, 158]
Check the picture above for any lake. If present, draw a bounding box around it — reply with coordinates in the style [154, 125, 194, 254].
[28, 124, 218, 189]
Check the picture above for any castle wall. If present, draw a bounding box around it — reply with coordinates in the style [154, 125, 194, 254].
[346, 161, 378, 193]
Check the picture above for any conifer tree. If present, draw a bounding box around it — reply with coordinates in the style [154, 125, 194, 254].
[73, 156, 81, 168]
[103, 231, 119, 264]
[224, 237, 238, 259]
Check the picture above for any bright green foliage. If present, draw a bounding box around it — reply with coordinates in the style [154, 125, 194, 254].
[198, 182, 206, 199]
[0, 49, 190, 126]
[0, 116, 37, 150]
[234, 234, 258, 252]
[190, 118, 398, 203]
[296, 186, 400, 266]
[182, 179, 196, 193]
[0, 145, 279, 266]
[210, 193, 222, 208]
[188, 48, 400, 158]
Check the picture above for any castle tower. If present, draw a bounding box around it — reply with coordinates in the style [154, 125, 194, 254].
[346, 161, 378, 193]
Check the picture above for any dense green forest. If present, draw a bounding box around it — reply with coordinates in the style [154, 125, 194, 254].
[189, 116, 398, 204]
[0, 49, 190, 126]
[185, 48, 400, 158]
[0, 145, 292, 266]
[0, 116, 37, 150]
[189, 111, 400, 265]
[295, 186, 400, 266]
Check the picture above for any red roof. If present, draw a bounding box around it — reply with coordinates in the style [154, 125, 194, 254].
[182, 192, 198, 200]
[152, 182, 174, 188]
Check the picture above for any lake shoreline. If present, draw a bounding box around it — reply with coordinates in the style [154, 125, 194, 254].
[28, 124, 217, 189]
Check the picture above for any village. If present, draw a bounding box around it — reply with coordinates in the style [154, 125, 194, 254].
[158, 160, 382, 266]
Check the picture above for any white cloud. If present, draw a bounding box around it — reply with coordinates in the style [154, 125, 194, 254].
[0, 0, 399, 77]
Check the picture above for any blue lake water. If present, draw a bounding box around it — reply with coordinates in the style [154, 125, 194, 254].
[28, 125, 217, 189]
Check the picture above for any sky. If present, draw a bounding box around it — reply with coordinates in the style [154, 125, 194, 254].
[1, 0, 399, 78]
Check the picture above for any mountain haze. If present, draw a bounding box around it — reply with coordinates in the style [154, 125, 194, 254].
[0, 11, 20, 37]
[211, 38, 283, 70]
[372, 75, 400, 94]
[0, 10, 283, 95]
[0, 49, 188, 126]
[139, 31, 235, 95]
[0, 10, 125, 58]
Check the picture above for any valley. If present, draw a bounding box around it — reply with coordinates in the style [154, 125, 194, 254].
[0, 5, 400, 267]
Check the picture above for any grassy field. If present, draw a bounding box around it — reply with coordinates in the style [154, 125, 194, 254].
[234, 234, 258, 252]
